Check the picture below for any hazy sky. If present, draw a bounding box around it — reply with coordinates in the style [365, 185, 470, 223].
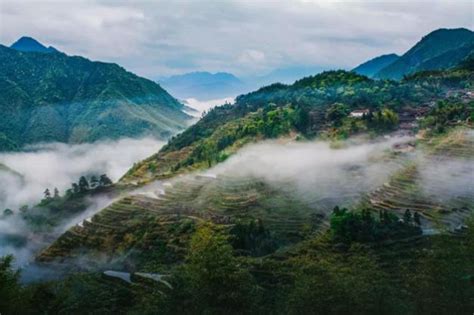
[0, 0, 472, 78]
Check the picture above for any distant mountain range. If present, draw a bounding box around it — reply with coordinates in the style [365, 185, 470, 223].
[164, 29, 474, 99]
[354, 28, 474, 80]
[159, 72, 246, 100]
[0, 38, 190, 151]
[159, 66, 329, 101]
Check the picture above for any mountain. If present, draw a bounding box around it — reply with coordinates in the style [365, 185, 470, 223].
[159, 71, 245, 100]
[26, 67, 473, 314]
[352, 54, 399, 78]
[0, 44, 190, 151]
[376, 28, 474, 79]
[10, 36, 58, 53]
[121, 67, 474, 185]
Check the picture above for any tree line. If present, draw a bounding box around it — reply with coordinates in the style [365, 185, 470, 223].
[42, 174, 113, 202]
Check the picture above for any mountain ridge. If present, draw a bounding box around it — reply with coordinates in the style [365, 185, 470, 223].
[375, 28, 474, 79]
[0, 44, 190, 150]
[352, 54, 399, 78]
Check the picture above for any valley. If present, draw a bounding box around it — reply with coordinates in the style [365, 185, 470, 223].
[0, 13, 473, 314]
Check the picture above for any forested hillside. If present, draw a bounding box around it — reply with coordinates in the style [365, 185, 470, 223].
[121, 63, 473, 184]
[376, 28, 474, 79]
[1, 59, 473, 314]
[0, 43, 190, 150]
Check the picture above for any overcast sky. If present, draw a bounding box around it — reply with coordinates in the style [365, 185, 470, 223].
[0, 0, 472, 78]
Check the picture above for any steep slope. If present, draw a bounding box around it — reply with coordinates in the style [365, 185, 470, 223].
[0, 44, 190, 150]
[159, 71, 245, 100]
[376, 28, 474, 80]
[10, 36, 58, 53]
[352, 54, 399, 78]
[38, 128, 474, 269]
[23, 64, 474, 314]
[121, 70, 451, 184]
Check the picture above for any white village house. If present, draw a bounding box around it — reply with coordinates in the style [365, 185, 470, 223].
[349, 109, 370, 118]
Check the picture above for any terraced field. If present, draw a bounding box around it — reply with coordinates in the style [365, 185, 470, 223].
[37, 128, 473, 271]
[364, 128, 474, 231]
[37, 174, 317, 268]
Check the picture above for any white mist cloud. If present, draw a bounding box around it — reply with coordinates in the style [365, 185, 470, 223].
[418, 158, 474, 205]
[0, 137, 165, 211]
[1, 0, 471, 77]
[184, 97, 235, 116]
[0, 137, 165, 268]
[208, 137, 412, 210]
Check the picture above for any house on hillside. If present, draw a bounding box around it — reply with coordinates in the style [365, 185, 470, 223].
[349, 109, 369, 118]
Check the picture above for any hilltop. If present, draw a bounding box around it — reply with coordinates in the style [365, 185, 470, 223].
[375, 28, 474, 79]
[10, 36, 58, 53]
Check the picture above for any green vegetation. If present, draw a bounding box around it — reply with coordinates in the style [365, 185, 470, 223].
[0, 255, 23, 314]
[420, 100, 473, 133]
[330, 207, 421, 244]
[1, 29, 473, 313]
[2, 215, 473, 314]
[0, 45, 190, 150]
[122, 68, 459, 184]
[376, 28, 474, 79]
[19, 174, 115, 231]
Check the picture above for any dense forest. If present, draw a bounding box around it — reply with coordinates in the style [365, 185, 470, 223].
[0, 42, 190, 151]
[1, 208, 473, 314]
[122, 59, 473, 184]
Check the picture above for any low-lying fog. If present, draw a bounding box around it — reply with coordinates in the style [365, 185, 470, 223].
[2, 132, 472, 276]
[0, 137, 165, 211]
[0, 137, 165, 268]
[207, 137, 411, 209]
[184, 97, 235, 116]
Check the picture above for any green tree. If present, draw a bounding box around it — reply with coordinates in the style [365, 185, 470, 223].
[99, 174, 113, 186]
[325, 103, 350, 127]
[78, 176, 89, 192]
[44, 188, 51, 199]
[0, 255, 23, 314]
[371, 108, 399, 131]
[3, 208, 13, 217]
[413, 212, 421, 226]
[177, 224, 260, 314]
[403, 209, 412, 225]
[72, 183, 79, 194]
[287, 248, 397, 314]
[90, 176, 99, 189]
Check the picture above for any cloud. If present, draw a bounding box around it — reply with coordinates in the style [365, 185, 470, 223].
[0, 137, 165, 211]
[184, 97, 235, 116]
[208, 137, 411, 210]
[1, 0, 472, 77]
[0, 137, 164, 268]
